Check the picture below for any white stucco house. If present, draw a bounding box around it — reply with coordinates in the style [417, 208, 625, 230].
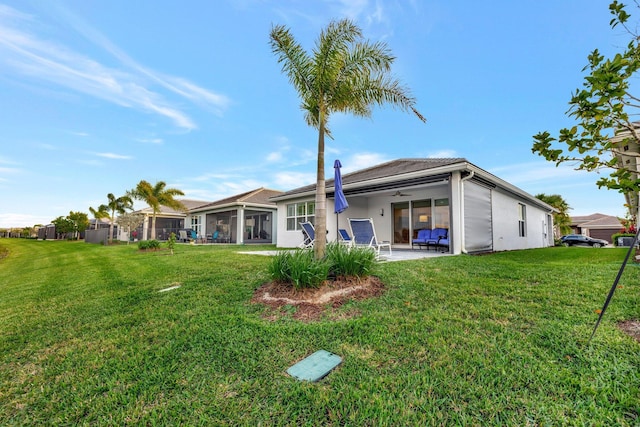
[270, 158, 556, 254]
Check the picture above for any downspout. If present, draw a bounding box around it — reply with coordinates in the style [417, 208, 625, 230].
[460, 170, 475, 254]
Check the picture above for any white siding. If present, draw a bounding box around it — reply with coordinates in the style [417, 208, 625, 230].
[491, 190, 551, 251]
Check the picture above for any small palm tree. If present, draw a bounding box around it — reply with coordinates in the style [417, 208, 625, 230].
[89, 205, 110, 230]
[105, 193, 133, 244]
[129, 180, 185, 240]
[270, 18, 425, 259]
[536, 193, 572, 237]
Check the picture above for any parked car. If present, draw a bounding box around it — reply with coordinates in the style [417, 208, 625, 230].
[560, 234, 608, 248]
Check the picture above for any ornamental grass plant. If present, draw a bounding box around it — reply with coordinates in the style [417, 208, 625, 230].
[268, 243, 378, 288]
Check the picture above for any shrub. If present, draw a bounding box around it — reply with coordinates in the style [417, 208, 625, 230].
[138, 240, 161, 250]
[267, 243, 377, 289]
[611, 232, 637, 246]
[267, 249, 330, 289]
[325, 242, 376, 278]
[167, 232, 176, 255]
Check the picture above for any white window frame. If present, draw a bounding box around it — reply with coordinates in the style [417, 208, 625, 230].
[518, 204, 526, 237]
[191, 215, 201, 236]
[286, 201, 315, 231]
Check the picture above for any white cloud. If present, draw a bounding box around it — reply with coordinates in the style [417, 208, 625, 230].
[77, 159, 102, 166]
[266, 151, 283, 162]
[336, 0, 370, 20]
[94, 152, 132, 160]
[0, 156, 19, 165]
[0, 4, 229, 130]
[69, 131, 89, 137]
[427, 149, 458, 158]
[0, 166, 21, 174]
[488, 161, 592, 187]
[272, 171, 316, 188]
[340, 152, 390, 173]
[0, 212, 52, 228]
[137, 137, 163, 145]
[191, 172, 239, 182]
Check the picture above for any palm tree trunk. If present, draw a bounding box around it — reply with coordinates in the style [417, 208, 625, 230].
[314, 112, 327, 260]
[109, 215, 115, 244]
[151, 213, 157, 240]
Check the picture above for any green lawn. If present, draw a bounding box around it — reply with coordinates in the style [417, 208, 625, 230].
[1, 239, 639, 425]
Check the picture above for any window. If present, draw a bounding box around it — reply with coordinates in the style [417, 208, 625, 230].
[518, 204, 526, 237]
[434, 198, 450, 229]
[411, 200, 431, 240]
[191, 215, 201, 236]
[286, 202, 315, 230]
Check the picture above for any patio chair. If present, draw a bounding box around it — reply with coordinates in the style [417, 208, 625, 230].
[348, 218, 392, 257]
[426, 228, 448, 251]
[412, 229, 432, 249]
[338, 228, 354, 247]
[299, 222, 315, 249]
[178, 230, 189, 242]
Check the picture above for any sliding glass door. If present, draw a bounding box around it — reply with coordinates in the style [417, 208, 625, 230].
[392, 199, 447, 246]
[392, 202, 409, 244]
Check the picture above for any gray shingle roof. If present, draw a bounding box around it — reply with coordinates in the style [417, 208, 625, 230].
[276, 158, 468, 197]
[571, 213, 623, 228]
[192, 187, 283, 211]
[134, 198, 209, 216]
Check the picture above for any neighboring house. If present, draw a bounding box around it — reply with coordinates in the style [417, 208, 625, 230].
[88, 217, 112, 230]
[271, 158, 556, 254]
[37, 224, 57, 240]
[611, 124, 640, 218]
[134, 199, 210, 241]
[187, 188, 283, 244]
[569, 213, 623, 243]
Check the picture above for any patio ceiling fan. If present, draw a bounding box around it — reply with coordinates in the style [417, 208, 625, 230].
[391, 190, 411, 197]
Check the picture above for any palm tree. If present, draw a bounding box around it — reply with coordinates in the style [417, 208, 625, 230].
[89, 205, 110, 230]
[536, 193, 572, 238]
[270, 19, 425, 259]
[105, 193, 133, 244]
[129, 180, 185, 240]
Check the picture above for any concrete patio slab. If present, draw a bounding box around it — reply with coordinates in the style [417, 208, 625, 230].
[237, 249, 451, 262]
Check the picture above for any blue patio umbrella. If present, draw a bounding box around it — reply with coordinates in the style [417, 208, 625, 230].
[334, 159, 349, 239]
[334, 160, 349, 213]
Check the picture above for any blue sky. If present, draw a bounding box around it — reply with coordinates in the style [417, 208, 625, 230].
[0, 0, 630, 228]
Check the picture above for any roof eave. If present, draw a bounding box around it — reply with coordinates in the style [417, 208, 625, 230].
[270, 161, 472, 202]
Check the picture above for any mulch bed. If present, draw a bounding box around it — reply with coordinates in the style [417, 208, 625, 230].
[251, 275, 385, 322]
[618, 320, 640, 342]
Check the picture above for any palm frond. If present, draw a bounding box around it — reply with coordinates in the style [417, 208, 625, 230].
[346, 75, 426, 122]
[270, 24, 314, 99]
[314, 19, 361, 84]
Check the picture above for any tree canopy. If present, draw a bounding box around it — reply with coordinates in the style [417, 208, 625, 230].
[129, 180, 185, 240]
[89, 205, 109, 229]
[532, 1, 640, 220]
[105, 193, 133, 243]
[535, 193, 572, 237]
[270, 18, 425, 258]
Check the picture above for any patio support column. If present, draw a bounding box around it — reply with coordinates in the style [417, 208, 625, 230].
[237, 206, 245, 244]
[142, 216, 149, 241]
[450, 171, 463, 255]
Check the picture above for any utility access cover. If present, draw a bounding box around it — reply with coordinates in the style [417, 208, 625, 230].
[287, 350, 342, 382]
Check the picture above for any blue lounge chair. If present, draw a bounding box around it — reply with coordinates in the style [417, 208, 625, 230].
[338, 229, 354, 247]
[348, 218, 391, 257]
[412, 229, 432, 249]
[426, 228, 449, 251]
[299, 222, 315, 249]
